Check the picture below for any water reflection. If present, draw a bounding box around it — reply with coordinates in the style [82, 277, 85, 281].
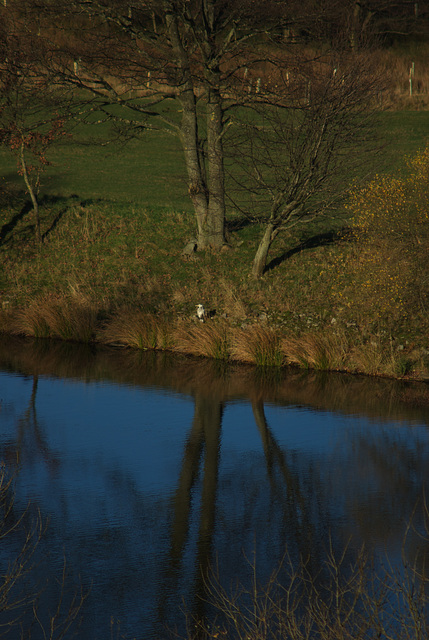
[0, 336, 428, 639]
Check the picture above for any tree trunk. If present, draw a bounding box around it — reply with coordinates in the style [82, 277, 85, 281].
[349, 0, 373, 51]
[20, 143, 41, 245]
[178, 89, 209, 239]
[204, 83, 226, 249]
[165, 7, 209, 248]
[251, 223, 277, 278]
[165, 4, 225, 251]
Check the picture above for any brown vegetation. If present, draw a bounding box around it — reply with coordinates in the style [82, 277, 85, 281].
[1, 297, 427, 380]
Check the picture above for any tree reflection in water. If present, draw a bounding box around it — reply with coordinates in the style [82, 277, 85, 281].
[0, 336, 428, 639]
[157, 394, 223, 628]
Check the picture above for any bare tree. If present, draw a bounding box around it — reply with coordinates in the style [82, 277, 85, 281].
[5, 0, 383, 266]
[186, 513, 429, 640]
[343, 0, 429, 50]
[15, 0, 323, 251]
[226, 50, 382, 278]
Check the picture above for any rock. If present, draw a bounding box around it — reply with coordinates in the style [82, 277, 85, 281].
[182, 240, 197, 257]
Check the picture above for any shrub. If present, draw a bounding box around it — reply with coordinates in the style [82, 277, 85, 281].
[0, 464, 86, 637]
[331, 146, 429, 332]
[184, 506, 429, 640]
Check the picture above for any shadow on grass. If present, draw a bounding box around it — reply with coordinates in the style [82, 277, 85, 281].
[0, 200, 33, 246]
[42, 206, 67, 242]
[225, 214, 253, 233]
[0, 194, 100, 247]
[265, 228, 352, 274]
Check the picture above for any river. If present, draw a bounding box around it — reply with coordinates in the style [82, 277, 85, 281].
[0, 336, 428, 639]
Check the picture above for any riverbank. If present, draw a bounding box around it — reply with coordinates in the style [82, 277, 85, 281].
[0, 291, 428, 381]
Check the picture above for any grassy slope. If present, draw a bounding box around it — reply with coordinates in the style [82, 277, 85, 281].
[0, 108, 428, 378]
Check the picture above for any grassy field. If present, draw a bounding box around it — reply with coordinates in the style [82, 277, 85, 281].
[1, 109, 429, 207]
[0, 108, 428, 379]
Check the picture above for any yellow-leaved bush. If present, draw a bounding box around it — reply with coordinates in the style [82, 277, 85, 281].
[331, 146, 429, 330]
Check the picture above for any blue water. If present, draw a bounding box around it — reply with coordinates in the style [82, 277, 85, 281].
[0, 347, 428, 640]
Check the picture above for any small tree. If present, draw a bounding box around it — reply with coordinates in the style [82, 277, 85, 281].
[0, 118, 66, 244]
[226, 50, 381, 278]
[0, 5, 69, 245]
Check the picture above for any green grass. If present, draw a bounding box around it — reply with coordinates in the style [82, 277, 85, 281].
[377, 110, 429, 171]
[0, 101, 190, 210]
[2, 108, 429, 208]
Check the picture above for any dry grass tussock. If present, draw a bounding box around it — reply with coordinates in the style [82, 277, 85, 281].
[349, 338, 415, 378]
[100, 309, 174, 350]
[11, 296, 99, 343]
[2, 297, 427, 379]
[281, 330, 350, 371]
[232, 325, 283, 367]
[174, 319, 231, 360]
[279, 331, 423, 379]
[1, 291, 427, 378]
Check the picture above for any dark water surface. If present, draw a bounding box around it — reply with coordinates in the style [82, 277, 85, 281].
[0, 336, 428, 639]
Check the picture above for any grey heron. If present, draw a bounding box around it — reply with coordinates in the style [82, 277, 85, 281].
[196, 304, 205, 321]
